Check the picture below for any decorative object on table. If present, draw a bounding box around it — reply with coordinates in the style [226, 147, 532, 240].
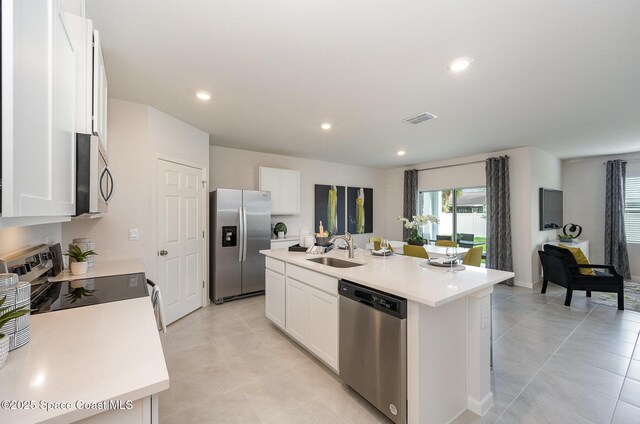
[396, 215, 439, 245]
[0, 287, 31, 370]
[557, 234, 575, 243]
[315, 184, 345, 235]
[273, 222, 287, 238]
[0, 274, 31, 354]
[299, 228, 314, 247]
[558, 222, 582, 241]
[288, 244, 309, 252]
[347, 187, 373, 234]
[71, 238, 96, 268]
[421, 260, 465, 272]
[65, 244, 98, 276]
[315, 236, 333, 247]
[303, 235, 316, 248]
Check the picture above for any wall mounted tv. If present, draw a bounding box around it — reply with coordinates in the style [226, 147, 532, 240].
[539, 188, 563, 230]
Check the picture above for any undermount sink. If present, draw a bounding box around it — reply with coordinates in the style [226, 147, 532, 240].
[306, 257, 364, 268]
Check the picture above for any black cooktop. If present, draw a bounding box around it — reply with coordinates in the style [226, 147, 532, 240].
[31, 272, 149, 314]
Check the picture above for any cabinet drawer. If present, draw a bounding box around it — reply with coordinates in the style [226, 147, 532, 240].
[287, 264, 337, 296]
[265, 257, 285, 274]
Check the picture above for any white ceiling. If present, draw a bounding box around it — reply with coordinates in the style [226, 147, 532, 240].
[87, 0, 640, 168]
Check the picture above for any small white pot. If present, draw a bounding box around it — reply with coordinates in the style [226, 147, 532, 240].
[0, 335, 9, 370]
[70, 262, 88, 275]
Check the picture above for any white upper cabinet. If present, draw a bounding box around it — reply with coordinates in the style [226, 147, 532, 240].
[1, 0, 76, 221]
[259, 167, 300, 215]
[52, 8, 76, 216]
[92, 30, 108, 149]
[65, 13, 107, 150]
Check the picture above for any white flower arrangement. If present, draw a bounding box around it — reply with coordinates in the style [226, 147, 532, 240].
[396, 214, 439, 229]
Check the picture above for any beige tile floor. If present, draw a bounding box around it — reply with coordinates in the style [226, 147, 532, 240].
[159, 283, 640, 424]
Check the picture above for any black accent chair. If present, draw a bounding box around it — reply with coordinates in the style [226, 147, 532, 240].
[538, 244, 624, 310]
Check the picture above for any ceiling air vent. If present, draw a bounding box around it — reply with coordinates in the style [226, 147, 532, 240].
[404, 112, 437, 125]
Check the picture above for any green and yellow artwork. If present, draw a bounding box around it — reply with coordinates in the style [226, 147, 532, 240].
[314, 185, 345, 235]
[347, 187, 373, 234]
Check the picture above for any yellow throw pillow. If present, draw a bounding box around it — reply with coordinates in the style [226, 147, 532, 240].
[558, 244, 595, 276]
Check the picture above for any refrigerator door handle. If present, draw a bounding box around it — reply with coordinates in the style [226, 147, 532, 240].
[242, 207, 248, 261]
[238, 206, 244, 262]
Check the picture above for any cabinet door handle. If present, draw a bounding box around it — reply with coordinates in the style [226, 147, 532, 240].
[159, 250, 168, 256]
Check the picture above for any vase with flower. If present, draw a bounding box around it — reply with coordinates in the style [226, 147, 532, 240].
[397, 215, 439, 245]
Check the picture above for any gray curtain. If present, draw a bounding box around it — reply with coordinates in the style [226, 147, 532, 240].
[486, 156, 514, 285]
[403, 170, 418, 241]
[605, 160, 631, 279]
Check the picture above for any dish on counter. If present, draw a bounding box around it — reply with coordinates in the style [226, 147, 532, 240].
[370, 249, 393, 257]
[426, 257, 459, 267]
[420, 260, 465, 271]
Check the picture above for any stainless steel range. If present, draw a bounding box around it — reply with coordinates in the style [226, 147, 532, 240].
[0, 244, 148, 316]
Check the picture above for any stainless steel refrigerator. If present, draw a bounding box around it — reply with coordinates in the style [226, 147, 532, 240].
[210, 189, 271, 304]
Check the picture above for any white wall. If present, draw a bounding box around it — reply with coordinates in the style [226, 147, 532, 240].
[0, 224, 62, 257]
[62, 99, 209, 280]
[384, 147, 560, 287]
[209, 146, 387, 247]
[563, 152, 640, 279]
[530, 148, 562, 283]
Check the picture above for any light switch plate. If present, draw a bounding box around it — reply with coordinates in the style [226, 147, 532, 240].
[128, 228, 139, 241]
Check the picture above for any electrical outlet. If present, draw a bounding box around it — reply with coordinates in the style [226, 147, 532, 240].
[128, 228, 139, 241]
[481, 309, 490, 329]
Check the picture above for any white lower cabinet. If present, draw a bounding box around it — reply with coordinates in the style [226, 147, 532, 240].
[264, 259, 339, 373]
[285, 277, 309, 345]
[307, 287, 339, 369]
[76, 394, 156, 424]
[265, 268, 285, 329]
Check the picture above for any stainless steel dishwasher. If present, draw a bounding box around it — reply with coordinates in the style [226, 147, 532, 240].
[339, 279, 407, 424]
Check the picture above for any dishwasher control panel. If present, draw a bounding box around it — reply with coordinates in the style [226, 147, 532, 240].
[338, 279, 407, 319]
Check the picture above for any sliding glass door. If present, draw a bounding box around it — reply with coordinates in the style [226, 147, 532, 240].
[419, 187, 487, 249]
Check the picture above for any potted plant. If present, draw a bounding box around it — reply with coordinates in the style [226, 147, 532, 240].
[0, 296, 30, 370]
[397, 215, 440, 245]
[65, 245, 98, 275]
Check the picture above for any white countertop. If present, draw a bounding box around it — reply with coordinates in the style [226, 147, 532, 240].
[0, 259, 169, 424]
[48, 258, 146, 282]
[261, 248, 514, 307]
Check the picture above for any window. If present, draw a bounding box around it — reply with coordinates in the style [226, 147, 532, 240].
[626, 176, 640, 243]
[418, 187, 487, 250]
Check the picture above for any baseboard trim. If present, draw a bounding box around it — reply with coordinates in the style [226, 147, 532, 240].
[468, 392, 493, 416]
[514, 281, 534, 289]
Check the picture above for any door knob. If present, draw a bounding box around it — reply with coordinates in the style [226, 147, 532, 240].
[159, 250, 168, 256]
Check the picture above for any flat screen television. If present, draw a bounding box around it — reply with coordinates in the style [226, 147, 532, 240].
[539, 188, 563, 230]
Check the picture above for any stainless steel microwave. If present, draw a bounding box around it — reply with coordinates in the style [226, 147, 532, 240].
[75, 134, 112, 216]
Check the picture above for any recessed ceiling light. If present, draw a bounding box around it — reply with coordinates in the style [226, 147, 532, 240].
[397, 150, 406, 156]
[448, 57, 473, 72]
[195, 91, 211, 101]
[321, 122, 332, 130]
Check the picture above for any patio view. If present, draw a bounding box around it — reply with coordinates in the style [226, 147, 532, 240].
[419, 187, 487, 254]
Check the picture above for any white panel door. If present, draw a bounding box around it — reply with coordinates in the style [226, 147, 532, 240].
[157, 159, 204, 324]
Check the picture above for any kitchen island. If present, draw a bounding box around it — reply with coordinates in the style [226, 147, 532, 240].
[261, 247, 514, 424]
[0, 259, 169, 424]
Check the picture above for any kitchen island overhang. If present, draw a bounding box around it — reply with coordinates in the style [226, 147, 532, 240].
[260, 248, 514, 424]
